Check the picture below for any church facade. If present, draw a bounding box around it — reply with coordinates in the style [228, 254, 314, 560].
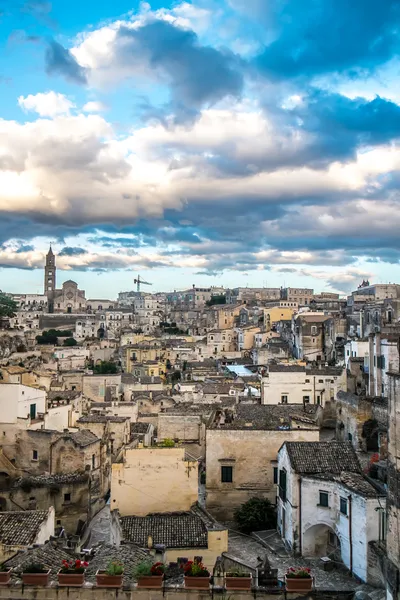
[44, 248, 87, 313]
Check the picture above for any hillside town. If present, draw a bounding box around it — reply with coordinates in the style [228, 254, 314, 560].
[0, 248, 398, 600]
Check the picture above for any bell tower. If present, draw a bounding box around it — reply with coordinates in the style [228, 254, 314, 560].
[44, 245, 56, 313]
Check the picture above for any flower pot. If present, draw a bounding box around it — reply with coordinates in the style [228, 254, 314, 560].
[0, 570, 11, 585]
[58, 571, 85, 586]
[22, 571, 50, 586]
[225, 576, 252, 590]
[137, 575, 164, 588]
[285, 576, 313, 592]
[184, 576, 210, 589]
[96, 570, 123, 588]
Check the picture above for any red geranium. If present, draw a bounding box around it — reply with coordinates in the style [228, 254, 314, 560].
[150, 562, 165, 576]
[60, 559, 88, 574]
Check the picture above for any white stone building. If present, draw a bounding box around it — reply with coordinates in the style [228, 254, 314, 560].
[276, 441, 386, 583]
[0, 383, 46, 425]
[261, 364, 346, 406]
[368, 332, 400, 397]
[344, 339, 369, 369]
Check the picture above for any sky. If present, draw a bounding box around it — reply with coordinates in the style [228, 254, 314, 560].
[1, 0, 400, 298]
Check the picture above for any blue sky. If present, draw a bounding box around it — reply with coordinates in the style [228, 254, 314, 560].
[1, 0, 400, 298]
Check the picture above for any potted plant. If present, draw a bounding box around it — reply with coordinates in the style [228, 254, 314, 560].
[0, 564, 11, 585]
[58, 559, 88, 587]
[133, 560, 165, 588]
[183, 560, 210, 589]
[96, 560, 124, 588]
[285, 567, 313, 592]
[21, 563, 50, 586]
[225, 567, 252, 590]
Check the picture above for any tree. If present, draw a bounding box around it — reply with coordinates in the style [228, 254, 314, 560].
[93, 361, 118, 374]
[170, 370, 181, 383]
[206, 294, 226, 307]
[234, 497, 276, 534]
[0, 293, 17, 318]
[63, 337, 77, 346]
[47, 329, 72, 337]
[36, 334, 58, 345]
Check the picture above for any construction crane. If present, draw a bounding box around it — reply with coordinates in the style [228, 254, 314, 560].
[134, 275, 153, 292]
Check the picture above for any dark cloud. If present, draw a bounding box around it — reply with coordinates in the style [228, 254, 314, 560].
[113, 19, 243, 118]
[256, 0, 400, 79]
[45, 40, 87, 84]
[16, 243, 34, 253]
[58, 246, 87, 257]
[292, 92, 400, 162]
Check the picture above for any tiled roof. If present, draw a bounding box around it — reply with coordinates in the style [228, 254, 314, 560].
[48, 390, 81, 401]
[131, 422, 151, 433]
[0, 510, 50, 546]
[306, 471, 385, 498]
[4, 540, 72, 578]
[78, 415, 128, 423]
[268, 365, 305, 373]
[202, 384, 231, 395]
[214, 404, 320, 430]
[284, 441, 361, 475]
[120, 510, 209, 548]
[68, 429, 99, 447]
[12, 473, 88, 489]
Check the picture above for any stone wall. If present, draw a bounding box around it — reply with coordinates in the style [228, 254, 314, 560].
[111, 447, 198, 516]
[206, 427, 320, 520]
[158, 414, 202, 442]
[0, 585, 356, 600]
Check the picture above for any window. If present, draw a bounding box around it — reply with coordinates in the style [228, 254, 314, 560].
[305, 379, 310, 383]
[311, 326, 317, 335]
[340, 497, 348, 515]
[92, 454, 96, 469]
[281, 395, 288, 404]
[316, 395, 321, 404]
[319, 491, 329, 507]
[348, 432, 353, 442]
[273, 467, 278, 484]
[303, 396, 310, 403]
[318, 379, 323, 383]
[221, 466, 233, 483]
[279, 469, 287, 501]
[64, 493, 71, 503]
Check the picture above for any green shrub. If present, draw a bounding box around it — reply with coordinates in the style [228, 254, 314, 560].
[106, 561, 124, 576]
[234, 497, 276, 534]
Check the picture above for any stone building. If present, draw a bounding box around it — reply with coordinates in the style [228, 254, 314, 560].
[76, 415, 130, 458]
[368, 332, 400, 397]
[116, 504, 228, 572]
[276, 441, 385, 583]
[261, 364, 346, 407]
[0, 428, 110, 520]
[111, 446, 198, 517]
[205, 404, 320, 520]
[1, 473, 89, 536]
[336, 391, 387, 455]
[385, 372, 400, 600]
[53, 280, 87, 314]
[0, 508, 55, 561]
[292, 313, 331, 361]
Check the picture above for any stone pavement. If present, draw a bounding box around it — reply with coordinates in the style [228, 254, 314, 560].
[226, 527, 376, 593]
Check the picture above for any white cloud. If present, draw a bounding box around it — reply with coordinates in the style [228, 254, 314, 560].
[18, 91, 75, 117]
[0, 104, 398, 226]
[82, 101, 107, 113]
